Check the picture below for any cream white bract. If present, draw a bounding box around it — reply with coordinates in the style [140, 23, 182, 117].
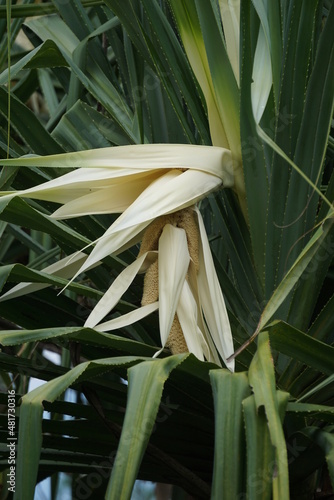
[0, 143, 235, 369]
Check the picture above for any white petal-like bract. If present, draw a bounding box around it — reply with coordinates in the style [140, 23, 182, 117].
[158, 224, 190, 347]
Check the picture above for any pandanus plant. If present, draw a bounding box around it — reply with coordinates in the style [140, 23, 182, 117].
[0, 0, 273, 368]
[0, 0, 333, 499]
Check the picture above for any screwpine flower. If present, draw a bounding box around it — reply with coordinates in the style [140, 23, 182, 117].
[0, 143, 235, 370]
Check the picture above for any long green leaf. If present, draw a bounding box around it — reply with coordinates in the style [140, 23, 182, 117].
[248, 331, 289, 499]
[230, 215, 334, 361]
[0, 40, 68, 85]
[52, 101, 130, 150]
[295, 374, 334, 403]
[168, 0, 228, 148]
[289, 0, 334, 233]
[14, 357, 147, 500]
[258, 216, 334, 331]
[0, 197, 88, 253]
[210, 369, 251, 498]
[194, 0, 239, 152]
[267, 321, 334, 376]
[243, 394, 275, 500]
[104, 0, 210, 144]
[0, 351, 67, 381]
[240, 0, 268, 282]
[0, 0, 104, 18]
[0, 87, 63, 154]
[286, 402, 334, 425]
[302, 427, 334, 487]
[0, 264, 97, 298]
[106, 354, 194, 499]
[26, 15, 137, 143]
[0, 326, 159, 357]
[140, 0, 209, 143]
[251, 0, 281, 107]
[265, 1, 334, 298]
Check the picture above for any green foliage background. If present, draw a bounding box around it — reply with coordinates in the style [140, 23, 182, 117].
[0, 1, 333, 499]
